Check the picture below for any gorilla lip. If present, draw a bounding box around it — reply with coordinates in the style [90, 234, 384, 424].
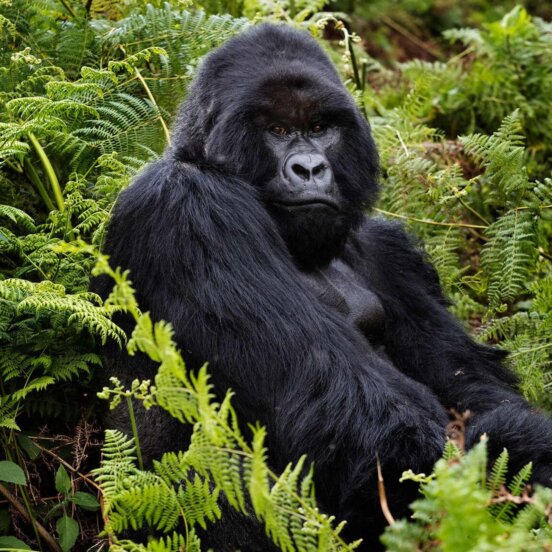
[272, 198, 339, 210]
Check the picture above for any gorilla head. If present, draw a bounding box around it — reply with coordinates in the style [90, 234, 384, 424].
[172, 24, 379, 267]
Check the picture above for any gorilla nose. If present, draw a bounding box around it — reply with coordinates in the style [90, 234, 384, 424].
[284, 153, 331, 187]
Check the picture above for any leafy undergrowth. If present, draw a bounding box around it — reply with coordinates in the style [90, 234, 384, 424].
[0, 1, 551, 550]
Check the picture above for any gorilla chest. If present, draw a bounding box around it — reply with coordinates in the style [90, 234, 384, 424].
[302, 260, 386, 346]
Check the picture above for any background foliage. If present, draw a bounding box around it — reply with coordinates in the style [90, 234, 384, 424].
[0, 0, 551, 550]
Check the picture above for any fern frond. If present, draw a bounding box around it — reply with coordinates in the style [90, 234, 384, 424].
[493, 462, 533, 523]
[489, 449, 509, 494]
[110, 473, 181, 532]
[461, 111, 528, 200]
[0, 205, 36, 231]
[112, 531, 200, 552]
[176, 475, 221, 530]
[93, 429, 138, 511]
[509, 463, 533, 497]
[481, 209, 537, 310]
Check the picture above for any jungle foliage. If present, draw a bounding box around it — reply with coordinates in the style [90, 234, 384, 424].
[0, 0, 551, 550]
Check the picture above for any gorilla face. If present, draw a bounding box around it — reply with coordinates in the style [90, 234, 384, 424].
[251, 78, 364, 267]
[172, 24, 380, 268]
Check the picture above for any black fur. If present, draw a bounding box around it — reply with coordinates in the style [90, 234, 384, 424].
[94, 24, 552, 550]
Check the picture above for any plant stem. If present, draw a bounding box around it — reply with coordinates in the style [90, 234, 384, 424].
[377, 457, 395, 525]
[126, 396, 144, 471]
[457, 196, 490, 225]
[289, 0, 296, 18]
[27, 132, 65, 212]
[24, 157, 56, 212]
[361, 61, 367, 92]
[374, 207, 487, 229]
[2, 441, 44, 551]
[134, 68, 171, 146]
[343, 28, 367, 118]
[510, 342, 552, 357]
[0, 483, 61, 552]
[348, 38, 362, 92]
[58, 0, 76, 18]
[31, 441, 102, 492]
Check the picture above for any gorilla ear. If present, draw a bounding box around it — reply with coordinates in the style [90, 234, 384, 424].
[170, 95, 219, 163]
[204, 111, 233, 161]
[202, 100, 218, 136]
[204, 111, 264, 174]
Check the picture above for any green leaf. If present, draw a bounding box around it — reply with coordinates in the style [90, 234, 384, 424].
[56, 515, 79, 552]
[0, 535, 31, 550]
[16, 435, 40, 461]
[0, 461, 26, 486]
[55, 466, 71, 495]
[70, 491, 100, 511]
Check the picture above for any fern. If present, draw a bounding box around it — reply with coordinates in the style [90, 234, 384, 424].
[488, 448, 509, 495]
[492, 462, 533, 523]
[0, 204, 36, 231]
[442, 8, 552, 177]
[176, 475, 221, 530]
[461, 110, 529, 202]
[0, 275, 121, 428]
[384, 439, 552, 550]
[112, 532, 201, 552]
[481, 209, 537, 311]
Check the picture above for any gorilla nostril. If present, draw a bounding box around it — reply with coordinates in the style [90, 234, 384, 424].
[291, 163, 310, 180]
[312, 163, 326, 177]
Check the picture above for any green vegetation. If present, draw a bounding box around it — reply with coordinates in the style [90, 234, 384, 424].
[0, 0, 551, 550]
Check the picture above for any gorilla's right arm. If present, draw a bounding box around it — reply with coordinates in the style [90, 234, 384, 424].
[95, 157, 446, 538]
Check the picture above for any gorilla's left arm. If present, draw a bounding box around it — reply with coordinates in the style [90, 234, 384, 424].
[347, 217, 552, 485]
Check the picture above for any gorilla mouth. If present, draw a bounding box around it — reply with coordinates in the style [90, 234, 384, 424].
[272, 198, 339, 211]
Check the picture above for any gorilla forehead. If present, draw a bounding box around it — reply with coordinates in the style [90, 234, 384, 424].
[256, 86, 314, 129]
[251, 74, 354, 129]
[203, 24, 342, 84]
[194, 24, 345, 114]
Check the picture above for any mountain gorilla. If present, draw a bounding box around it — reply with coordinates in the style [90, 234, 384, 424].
[98, 24, 552, 549]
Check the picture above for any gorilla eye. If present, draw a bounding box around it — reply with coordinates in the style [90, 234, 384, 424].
[269, 125, 288, 136]
[311, 123, 325, 134]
